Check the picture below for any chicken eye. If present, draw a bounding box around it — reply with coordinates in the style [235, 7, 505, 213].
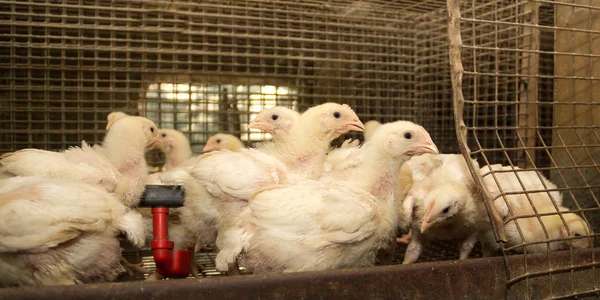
[271, 114, 279, 121]
[216, 139, 221, 143]
[404, 132, 412, 140]
[150, 127, 155, 133]
[161, 133, 167, 138]
[333, 112, 341, 119]
[442, 207, 450, 214]
[574, 233, 582, 237]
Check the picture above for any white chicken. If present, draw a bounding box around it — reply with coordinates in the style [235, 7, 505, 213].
[252, 103, 365, 181]
[0, 176, 145, 286]
[321, 119, 378, 176]
[141, 128, 199, 278]
[90, 111, 133, 155]
[0, 114, 160, 208]
[160, 103, 365, 274]
[0, 113, 158, 276]
[325, 118, 407, 250]
[363, 120, 382, 141]
[144, 128, 193, 185]
[147, 107, 300, 251]
[324, 118, 402, 264]
[479, 164, 593, 254]
[322, 138, 364, 177]
[400, 154, 489, 264]
[248, 106, 300, 139]
[105, 111, 130, 130]
[481, 164, 563, 216]
[157, 129, 193, 171]
[203, 133, 244, 152]
[215, 120, 438, 273]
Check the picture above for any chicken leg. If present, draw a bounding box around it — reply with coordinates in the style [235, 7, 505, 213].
[226, 261, 241, 276]
[145, 272, 163, 281]
[190, 250, 208, 278]
[396, 230, 413, 244]
[458, 233, 478, 260]
[120, 257, 147, 276]
[402, 229, 423, 264]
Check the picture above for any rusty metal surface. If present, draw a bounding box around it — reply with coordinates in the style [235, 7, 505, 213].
[0, 255, 508, 300]
[3, 249, 600, 299]
[504, 248, 600, 299]
[3, 248, 599, 299]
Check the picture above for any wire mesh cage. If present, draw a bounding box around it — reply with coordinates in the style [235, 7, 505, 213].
[0, 0, 442, 166]
[0, 0, 451, 280]
[1, 0, 600, 298]
[448, 0, 600, 298]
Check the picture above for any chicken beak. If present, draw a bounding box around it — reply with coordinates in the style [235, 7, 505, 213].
[105, 119, 116, 131]
[248, 119, 262, 130]
[421, 220, 433, 233]
[248, 120, 277, 134]
[149, 138, 164, 150]
[348, 119, 366, 132]
[337, 118, 365, 134]
[420, 200, 436, 233]
[414, 143, 439, 155]
[410, 134, 439, 155]
[202, 143, 215, 152]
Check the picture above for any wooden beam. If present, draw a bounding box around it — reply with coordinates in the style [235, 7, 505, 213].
[517, 1, 540, 169]
[553, 0, 600, 211]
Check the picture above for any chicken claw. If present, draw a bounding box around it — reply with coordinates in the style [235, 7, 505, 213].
[120, 257, 147, 276]
[396, 230, 412, 244]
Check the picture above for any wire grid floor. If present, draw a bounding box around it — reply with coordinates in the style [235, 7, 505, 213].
[118, 239, 485, 281]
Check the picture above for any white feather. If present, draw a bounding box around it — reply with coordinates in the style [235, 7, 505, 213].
[0, 176, 133, 286]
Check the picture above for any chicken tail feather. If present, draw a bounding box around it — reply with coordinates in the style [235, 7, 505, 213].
[118, 210, 145, 248]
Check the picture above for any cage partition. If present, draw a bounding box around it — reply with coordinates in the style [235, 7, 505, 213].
[448, 0, 600, 298]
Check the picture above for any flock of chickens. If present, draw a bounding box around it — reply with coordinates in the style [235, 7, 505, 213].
[0, 103, 593, 287]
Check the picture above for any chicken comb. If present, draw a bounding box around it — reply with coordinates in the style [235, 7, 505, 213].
[105, 111, 129, 130]
[342, 103, 355, 113]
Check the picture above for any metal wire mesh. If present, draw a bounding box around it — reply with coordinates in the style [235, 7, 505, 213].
[0, 0, 460, 279]
[414, 10, 458, 154]
[0, 0, 438, 169]
[448, 0, 600, 298]
[3, 0, 600, 298]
